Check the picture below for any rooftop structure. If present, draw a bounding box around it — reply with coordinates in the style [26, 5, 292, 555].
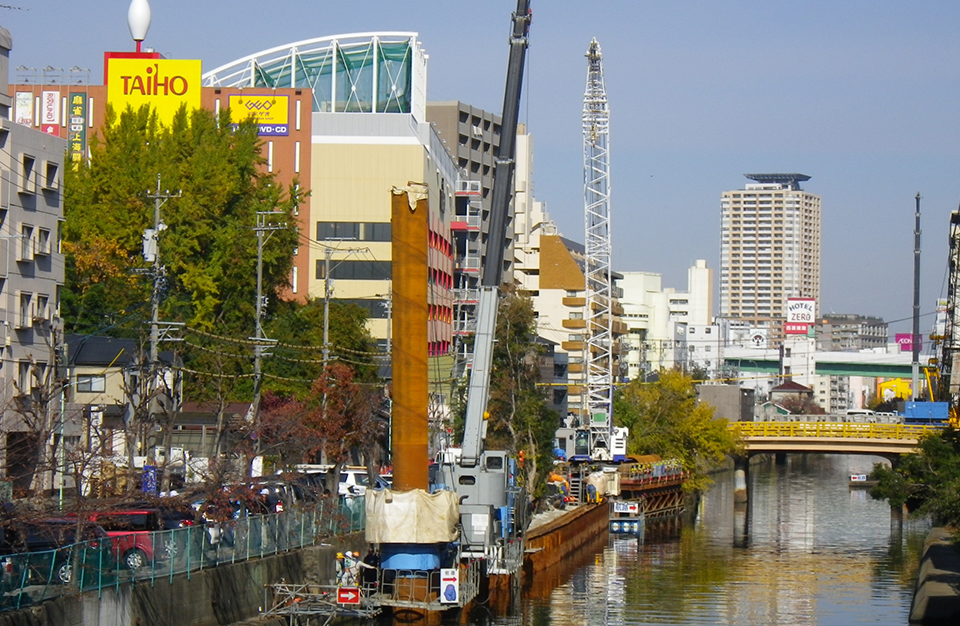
[202, 33, 428, 121]
[744, 173, 811, 190]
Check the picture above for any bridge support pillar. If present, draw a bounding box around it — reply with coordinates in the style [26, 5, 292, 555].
[734, 501, 749, 548]
[734, 457, 749, 503]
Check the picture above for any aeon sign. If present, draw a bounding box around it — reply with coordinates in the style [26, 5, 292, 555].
[107, 58, 201, 125]
[895, 333, 921, 352]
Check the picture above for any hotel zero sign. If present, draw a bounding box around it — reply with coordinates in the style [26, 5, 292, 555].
[786, 298, 816, 324]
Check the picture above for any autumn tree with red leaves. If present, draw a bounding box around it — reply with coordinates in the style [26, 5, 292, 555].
[254, 363, 386, 475]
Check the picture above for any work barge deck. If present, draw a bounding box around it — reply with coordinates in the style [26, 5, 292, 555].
[262, 461, 688, 624]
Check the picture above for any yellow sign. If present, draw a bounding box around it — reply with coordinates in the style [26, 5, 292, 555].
[228, 95, 289, 125]
[107, 58, 201, 125]
[228, 94, 289, 136]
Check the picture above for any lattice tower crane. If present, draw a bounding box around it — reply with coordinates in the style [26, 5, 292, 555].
[937, 210, 960, 423]
[582, 38, 615, 458]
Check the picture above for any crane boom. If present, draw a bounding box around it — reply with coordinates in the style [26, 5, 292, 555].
[461, 0, 532, 467]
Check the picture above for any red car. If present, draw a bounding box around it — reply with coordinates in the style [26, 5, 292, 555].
[74, 510, 164, 571]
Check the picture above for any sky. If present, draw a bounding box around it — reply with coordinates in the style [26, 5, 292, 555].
[3, 0, 960, 338]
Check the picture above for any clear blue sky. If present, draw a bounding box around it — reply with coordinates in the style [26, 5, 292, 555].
[4, 0, 960, 337]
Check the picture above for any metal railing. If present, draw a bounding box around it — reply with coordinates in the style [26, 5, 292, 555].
[729, 421, 941, 440]
[373, 558, 482, 610]
[0, 497, 365, 611]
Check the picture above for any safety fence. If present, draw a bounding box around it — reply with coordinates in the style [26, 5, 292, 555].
[0, 496, 365, 611]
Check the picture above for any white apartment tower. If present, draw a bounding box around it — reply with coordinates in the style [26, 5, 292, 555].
[720, 173, 821, 341]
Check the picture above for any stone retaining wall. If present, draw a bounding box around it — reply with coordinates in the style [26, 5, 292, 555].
[910, 527, 960, 624]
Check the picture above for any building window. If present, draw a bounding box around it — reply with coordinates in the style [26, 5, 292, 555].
[18, 292, 32, 328]
[19, 224, 33, 261]
[35, 294, 49, 322]
[317, 222, 393, 242]
[317, 260, 392, 281]
[76, 374, 106, 393]
[36, 228, 51, 255]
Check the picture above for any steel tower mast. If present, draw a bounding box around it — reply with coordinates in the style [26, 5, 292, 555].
[582, 38, 614, 458]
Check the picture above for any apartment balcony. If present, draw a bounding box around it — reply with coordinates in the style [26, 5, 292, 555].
[450, 213, 481, 231]
[562, 341, 585, 352]
[562, 319, 587, 329]
[456, 180, 482, 196]
[567, 362, 585, 374]
[456, 256, 481, 273]
[562, 296, 586, 307]
[454, 288, 480, 304]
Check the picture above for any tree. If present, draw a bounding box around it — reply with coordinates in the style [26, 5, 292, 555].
[264, 299, 379, 397]
[456, 288, 557, 497]
[254, 362, 385, 473]
[3, 321, 68, 497]
[62, 104, 303, 337]
[871, 428, 960, 526]
[779, 394, 826, 415]
[614, 369, 741, 492]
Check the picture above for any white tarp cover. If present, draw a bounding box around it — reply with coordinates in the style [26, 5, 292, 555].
[585, 471, 608, 497]
[365, 488, 459, 543]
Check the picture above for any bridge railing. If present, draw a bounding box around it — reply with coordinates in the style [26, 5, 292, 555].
[0, 496, 366, 612]
[729, 421, 941, 440]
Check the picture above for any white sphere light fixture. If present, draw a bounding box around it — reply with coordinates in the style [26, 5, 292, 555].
[128, 0, 152, 51]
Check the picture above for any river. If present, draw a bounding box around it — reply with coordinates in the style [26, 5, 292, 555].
[477, 453, 929, 626]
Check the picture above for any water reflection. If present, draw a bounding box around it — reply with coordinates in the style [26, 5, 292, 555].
[488, 454, 928, 626]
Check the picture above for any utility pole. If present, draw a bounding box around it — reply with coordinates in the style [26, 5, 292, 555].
[322, 246, 333, 371]
[320, 244, 369, 372]
[249, 212, 285, 454]
[144, 175, 181, 410]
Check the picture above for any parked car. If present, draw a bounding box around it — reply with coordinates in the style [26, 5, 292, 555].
[0, 519, 114, 585]
[75, 509, 164, 571]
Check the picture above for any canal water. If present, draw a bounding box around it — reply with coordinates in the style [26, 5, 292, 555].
[475, 453, 929, 626]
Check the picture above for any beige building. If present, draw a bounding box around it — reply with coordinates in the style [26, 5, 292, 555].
[203, 34, 459, 354]
[720, 173, 821, 344]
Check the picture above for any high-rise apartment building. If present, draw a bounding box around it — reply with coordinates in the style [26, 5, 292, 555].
[720, 173, 821, 343]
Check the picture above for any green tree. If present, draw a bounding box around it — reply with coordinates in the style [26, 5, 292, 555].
[63, 104, 303, 335]
[471, 288, 557, 497]
[263, 300, 379, 398]
[614, 370, 741, 492]
[871, 428, 960, 526]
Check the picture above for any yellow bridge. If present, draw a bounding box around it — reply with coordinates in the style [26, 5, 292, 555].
[728, 421, 943, 457]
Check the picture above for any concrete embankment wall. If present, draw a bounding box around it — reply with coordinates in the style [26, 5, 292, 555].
[0, 534, 368, 626]
[910, 527, 960, 624]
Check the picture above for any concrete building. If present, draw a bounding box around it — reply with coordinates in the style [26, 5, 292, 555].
[816, 313, 888, 351]
[619, 260, 713, 380]
[720, 173, 821, 345]
[0, 27, 67, 494]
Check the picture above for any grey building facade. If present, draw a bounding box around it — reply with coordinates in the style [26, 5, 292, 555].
[0, 27, 67, 493]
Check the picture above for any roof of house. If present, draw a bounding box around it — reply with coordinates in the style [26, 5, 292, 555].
[771, 380, 813, 393]
[66, 334, 176, 367]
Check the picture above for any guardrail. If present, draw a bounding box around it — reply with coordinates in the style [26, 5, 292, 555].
[729, 421, 942, 440]
[0, 496, 365, 612]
